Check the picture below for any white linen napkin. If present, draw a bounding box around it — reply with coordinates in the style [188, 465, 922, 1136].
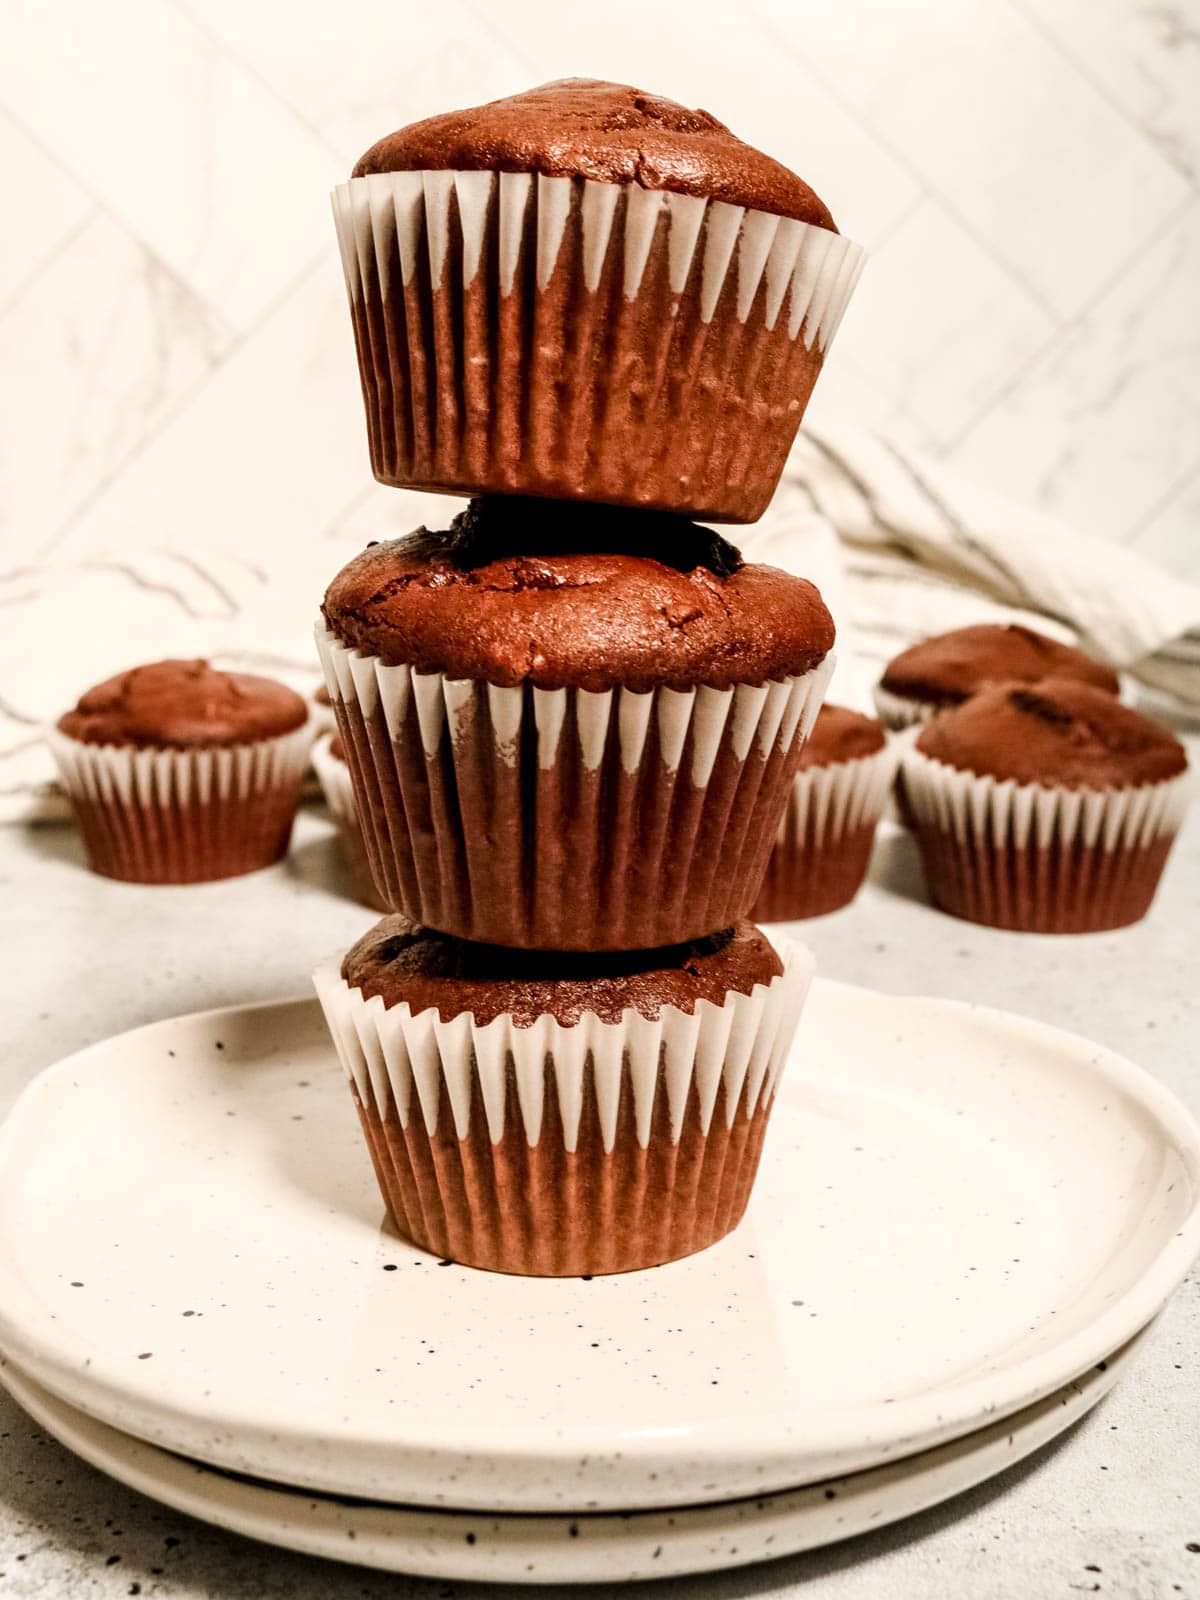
[740, 425, 1200, 718]
[6, 428, 1198, 823]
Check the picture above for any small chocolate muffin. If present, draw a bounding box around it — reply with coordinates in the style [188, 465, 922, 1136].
[58, 659, 307, 748]
[797, 703, 887, 769]
[875, 623, 1120, 728]
[902, 680, 1187, 932]
[333, 79, 863, 521]
[753, 704, 893, 922]
[915, 680, 1183, 788]
[50, 660, 311, 884]
[315, 917, 807, 1276]
[318, 504, 835, 949]
[342, 917, 782, 1024]
[310, 681, 337, 737]
[354, 79, 836, 223]
[323, 504, 833, 693]
[311, 732, 388, 912]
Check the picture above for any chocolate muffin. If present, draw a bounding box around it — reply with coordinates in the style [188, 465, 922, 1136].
[874, 623, 1120, 729]
[753, 704, 894, 921]
[49, 660, 311, 884]
[901, 679, 1188, 932]
[310, 680, 337, 736]
[332, 79, 864, 522]
[314, 916, 811, 1275]
[311, 731, 389, 911]
[318, 501, 835, 948]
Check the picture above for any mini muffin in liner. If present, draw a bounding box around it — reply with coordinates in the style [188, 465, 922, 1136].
[331, 170, 864, 522]
[313, 937, 813, 1276]
[317, 625, 833, 950]
[872, 683, 939, 732]
[311, 733, 390, 912]
[900, 742, 1189, 933]
[310, 686, 338, 737]
[47, 721, 313, 885]
[753, 739, 899, 922]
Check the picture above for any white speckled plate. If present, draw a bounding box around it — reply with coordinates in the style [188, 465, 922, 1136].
[0, 985, 1196, 1514]
[0, 1326, 1150, 1584]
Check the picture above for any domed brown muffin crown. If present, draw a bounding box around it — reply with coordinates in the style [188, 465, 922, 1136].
[352, 78, 836, 229]
[799, 703, 886, 769]
[323, 506, 834, 692]
[881, 623, 1119, 707]
[915, 679, 1186, 790]
[57, 660, 308, 750]
[341, 916, 782, 1027]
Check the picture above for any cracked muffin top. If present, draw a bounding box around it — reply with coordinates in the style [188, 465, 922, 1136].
[881, 623, 1119, 708]
[916, 679, 1186, 790]
[57, 660, 308, 749]
[341, 915, 782, 1025]
[351, 78, 837, 230]
[322, 499, 834, 692]
[799, 704, 886, 769]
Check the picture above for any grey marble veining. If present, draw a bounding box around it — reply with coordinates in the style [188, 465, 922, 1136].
[2, 0, 1200, 575]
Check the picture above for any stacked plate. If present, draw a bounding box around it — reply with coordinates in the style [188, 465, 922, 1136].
[0, 980, 1197, 1583]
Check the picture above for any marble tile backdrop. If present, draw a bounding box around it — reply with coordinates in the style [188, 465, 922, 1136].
[1, 0, 1197, 577]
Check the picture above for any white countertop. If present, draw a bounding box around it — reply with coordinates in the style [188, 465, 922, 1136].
[2, 803, 1197, 1599]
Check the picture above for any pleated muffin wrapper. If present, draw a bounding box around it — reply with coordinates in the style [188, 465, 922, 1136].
[47, 720, 313, 885]
[753, 737, 900, 922]
[872, 683, 940, 732]
[331, 169, 865, 522]
[313, 936, 814, 1276]
[900, 741, 1189, 933]
[317, 625, 834, 950]
[311, 733, 390, 912]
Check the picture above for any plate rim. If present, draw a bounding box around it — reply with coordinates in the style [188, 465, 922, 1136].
[0, 983, 1197, 1494]
[0, 1324, 1151, 1583]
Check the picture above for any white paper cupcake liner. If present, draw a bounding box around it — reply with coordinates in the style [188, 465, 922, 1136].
[872, 683, 939, 730]
[313, 939, 812, 1152]
[312, 937, 814, 1275]
[47, 720, 313, 884]
[316, 624, 833, 949]
[311, 732, 389, 911]
[311, 732, 357, 831]
[754, 740, 900, 921]
[781, 740, 900, 842]
[310, 692, 337, 738]
[900, 741, 1188, 932]
[331, 169, 864, 521]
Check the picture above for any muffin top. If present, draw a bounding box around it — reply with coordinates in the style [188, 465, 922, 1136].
[881, 624, 1119, 708]
[800, 703, 886, 770]
[341, 916, 782, 1027]
[352, 78, 836, 229]
[323, 500, 834, 692]
[57, 660, 308, 750]
[915, 680, 1187, 791]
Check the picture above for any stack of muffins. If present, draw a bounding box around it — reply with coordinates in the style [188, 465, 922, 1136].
[312, 80, 865, 1276]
